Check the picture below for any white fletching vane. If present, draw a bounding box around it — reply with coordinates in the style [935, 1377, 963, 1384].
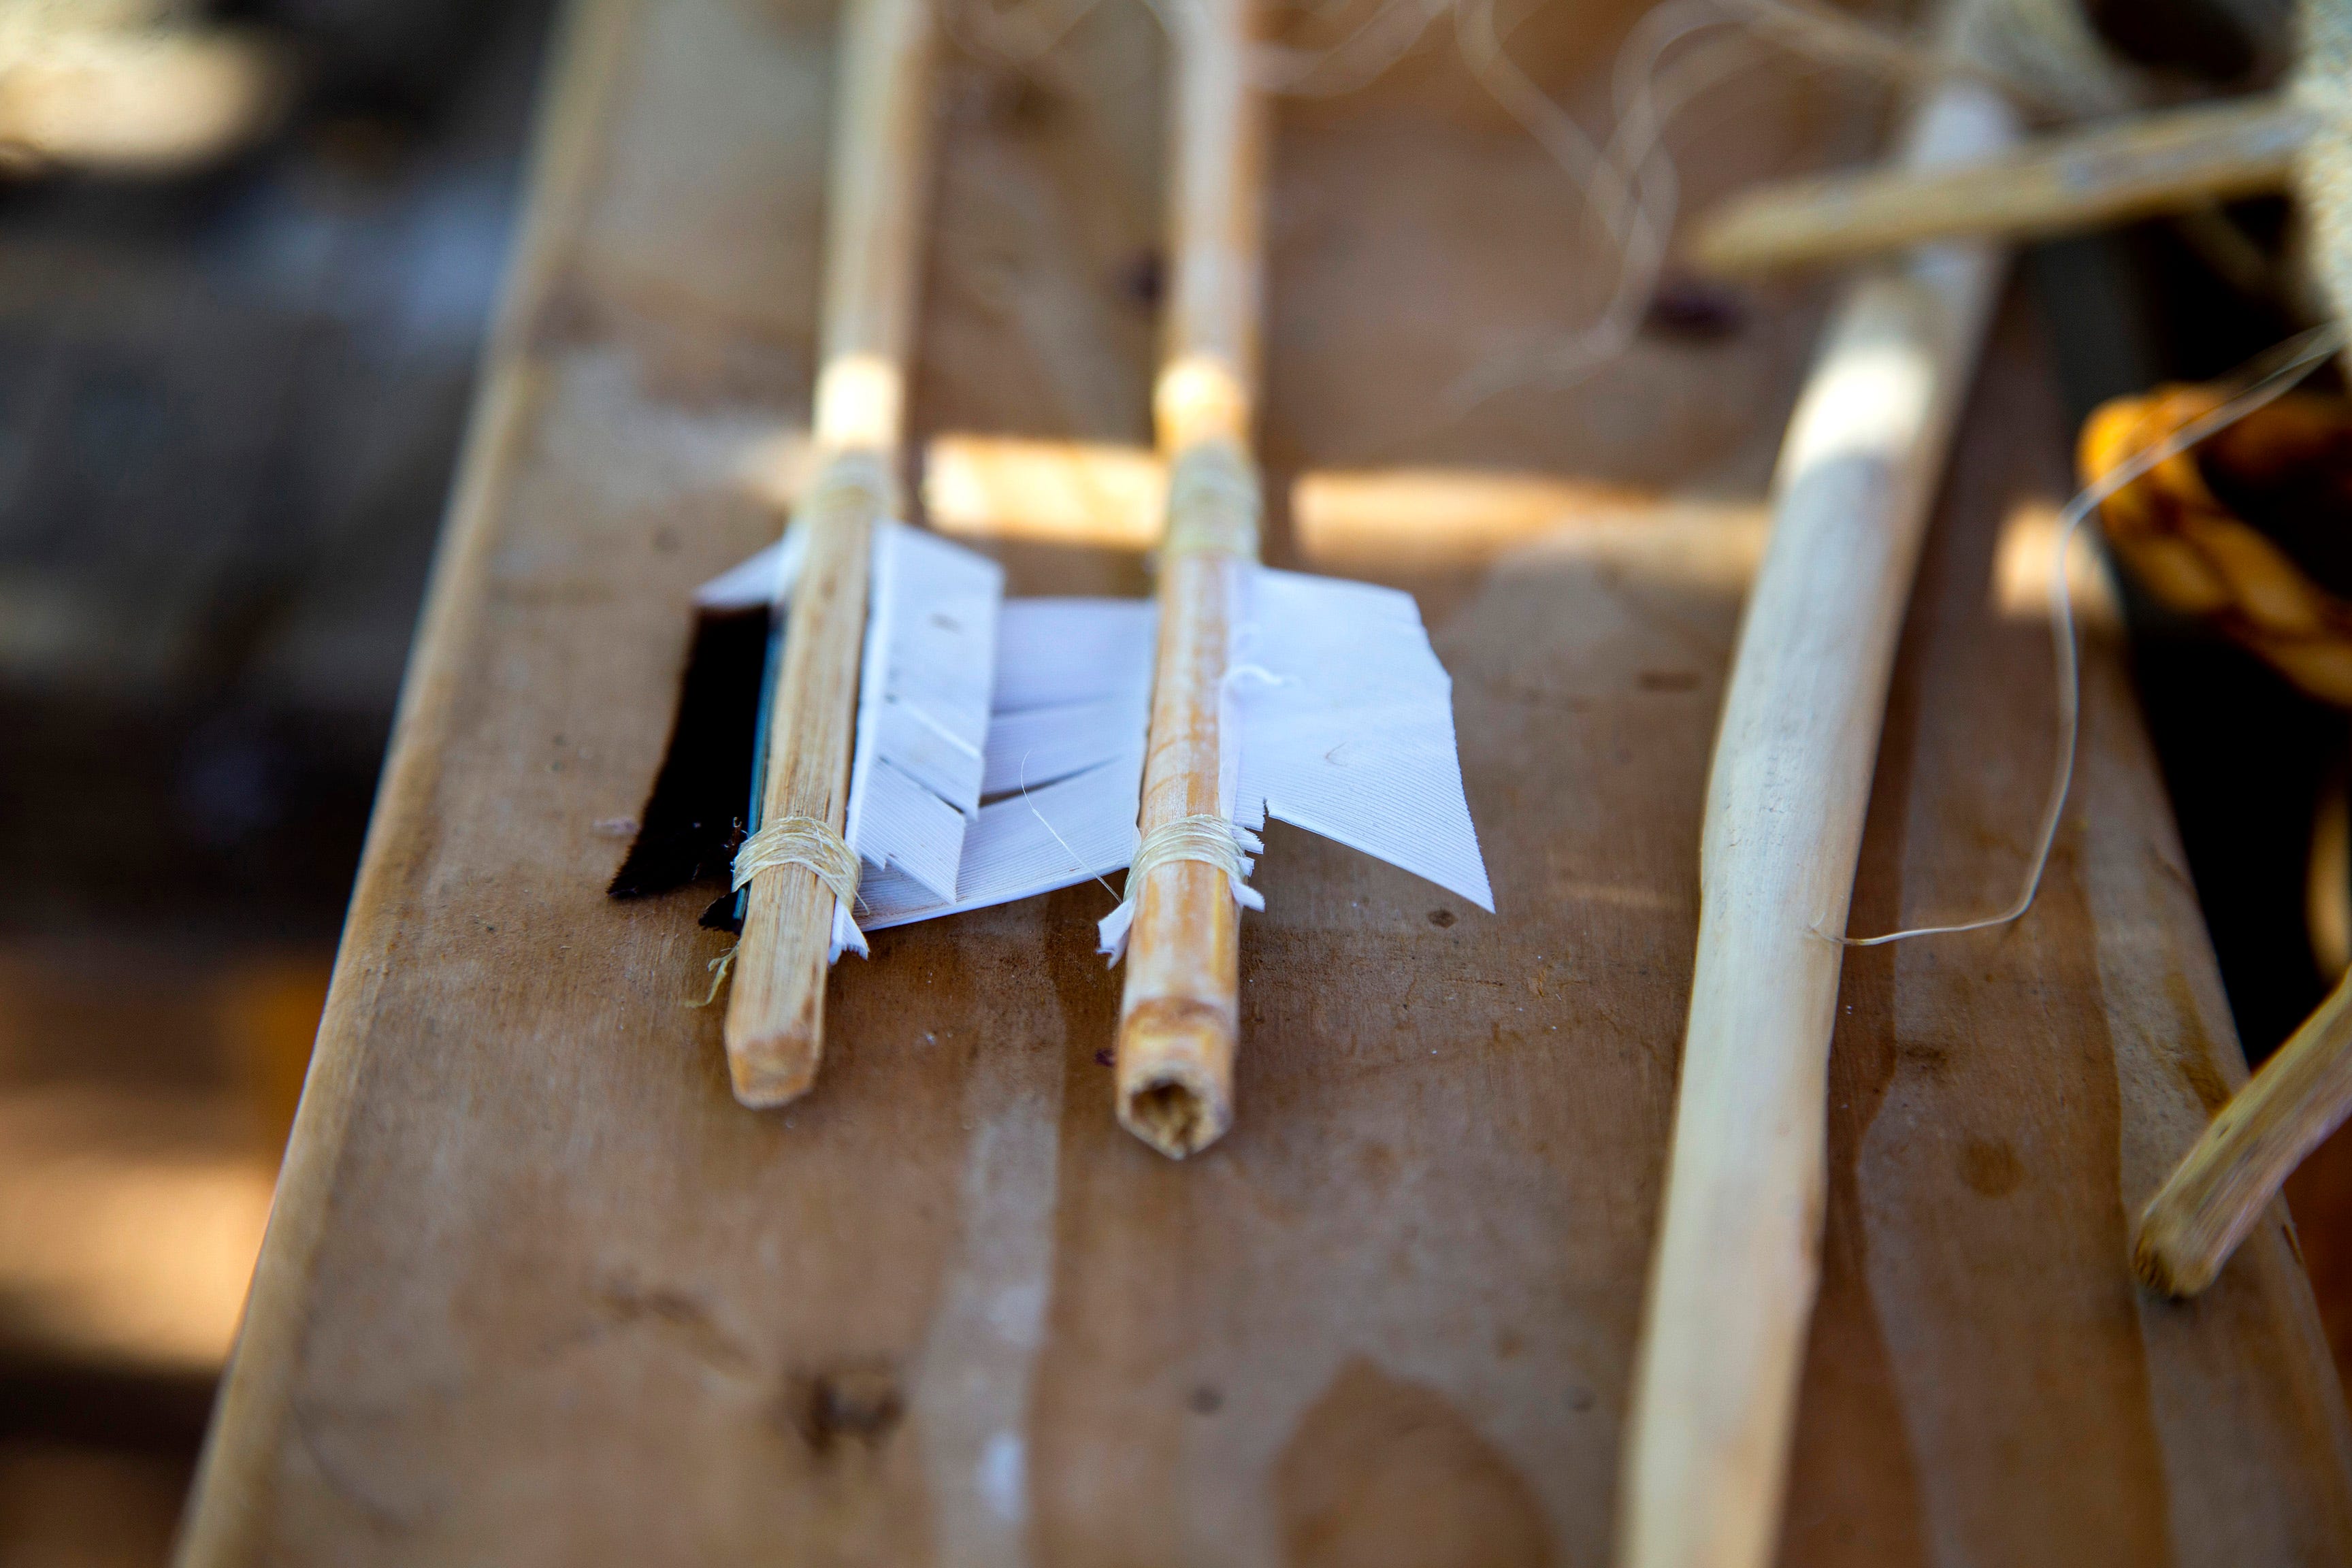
[695, 527, 805, 610]
[689, 540, 1487, 964]
[1226, 567, 1493, 913]
[832, 522, 1004, 956]
[858, 598, 1156, 932]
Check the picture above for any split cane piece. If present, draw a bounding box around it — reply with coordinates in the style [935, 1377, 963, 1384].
[723, 0, 935, 1106]
[1691, 91, 2307, 277]
[1113, 0, 1270, 1158]
[1618, 42, 2020, 1568]
[2136, 967, 2352, 1295]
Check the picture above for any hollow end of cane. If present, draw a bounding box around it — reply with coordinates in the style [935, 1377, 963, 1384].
[2131, 1192, 2232, 1299]
[725, 1026, 822, 1111]
[2126, 1171, 2248, 1307]
[1116, 1000, 1235, 1158]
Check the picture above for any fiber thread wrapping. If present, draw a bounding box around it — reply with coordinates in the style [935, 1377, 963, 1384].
[798, 448, 896, 527]
[733, 815, 862, 911]
[1162, 440, 1262, 559]
[725, 448, 891, 917]
[1126, 813, 1260, 898]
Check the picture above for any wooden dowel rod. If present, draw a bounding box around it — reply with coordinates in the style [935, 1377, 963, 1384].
[2135, 967, 2352, 1295]
[723, 0, 934, 1107]
[1114, 0, 1269, 1158]
[1617, 61, 2019, 1568]
[1690, 92, 2306, 277]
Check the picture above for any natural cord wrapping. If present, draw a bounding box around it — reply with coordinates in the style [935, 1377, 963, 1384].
[732, 815, 863, 912]
[1128, 813, 1260, 897]
[1098, 812, 1266, 963]
[800, 446, 896, 524]
[1160, 440, 1261, 559]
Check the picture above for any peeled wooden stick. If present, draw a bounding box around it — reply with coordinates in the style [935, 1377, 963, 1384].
[2136, 968, 2352, 1294]
[1691, 91, 2306, 276]
[1113, 0, 1269, 1159]
[723, 0, 934, 1107]
[2125, 0, 2352, 1294]
[1618, 65, 2019, 1568]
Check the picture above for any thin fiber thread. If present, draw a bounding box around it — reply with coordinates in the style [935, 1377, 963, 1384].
[734, 814, 863, 911]
[1833, 323, 2350, 949]
[1117, 813, 1262, 916]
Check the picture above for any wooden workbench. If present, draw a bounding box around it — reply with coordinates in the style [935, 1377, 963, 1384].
[179, 0, 2352, 1561]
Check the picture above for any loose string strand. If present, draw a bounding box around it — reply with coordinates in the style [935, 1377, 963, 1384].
[945, 0, 2023, 429]
[1837, 322, 2352, 949]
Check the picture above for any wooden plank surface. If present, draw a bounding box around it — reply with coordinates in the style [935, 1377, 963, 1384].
[181, 0, 2352, 1561]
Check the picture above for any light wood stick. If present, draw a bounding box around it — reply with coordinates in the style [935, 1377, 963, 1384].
[2123, 0, 2352, 1294]
[1114, 0, 1268, 1158]
[722, 0, 934, 1107]
[1618, 65, 2020, 1568]
[1691, 92, 2306, 276]
[2136, 968, 2352, 1295]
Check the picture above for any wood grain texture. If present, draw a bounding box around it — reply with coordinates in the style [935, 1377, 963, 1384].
[176, 0, 2352, 1561]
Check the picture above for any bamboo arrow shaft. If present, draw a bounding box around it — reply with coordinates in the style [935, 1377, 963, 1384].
[1114, 0, 1269, 1158]
[723, 0, 934, 1107]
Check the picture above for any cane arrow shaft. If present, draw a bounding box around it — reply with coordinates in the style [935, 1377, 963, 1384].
[725, 0, 935, 1106]
[1114, 0, 1270, 1157]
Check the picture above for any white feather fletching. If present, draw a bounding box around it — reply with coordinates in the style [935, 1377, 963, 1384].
[693, 540, 1488, 966]
[1227, 567, 1492, 913]
[832, 523, 1004, 958]
[854, 598, 1156, 933]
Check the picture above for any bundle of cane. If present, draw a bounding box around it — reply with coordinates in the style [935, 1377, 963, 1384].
[615, 0, 1491, 1134]
[1617, 3, 2024, 1565]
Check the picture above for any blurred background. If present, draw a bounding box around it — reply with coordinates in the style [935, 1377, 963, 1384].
[0, 1, 550, 1560]
[1, 0, 2349, 1562]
